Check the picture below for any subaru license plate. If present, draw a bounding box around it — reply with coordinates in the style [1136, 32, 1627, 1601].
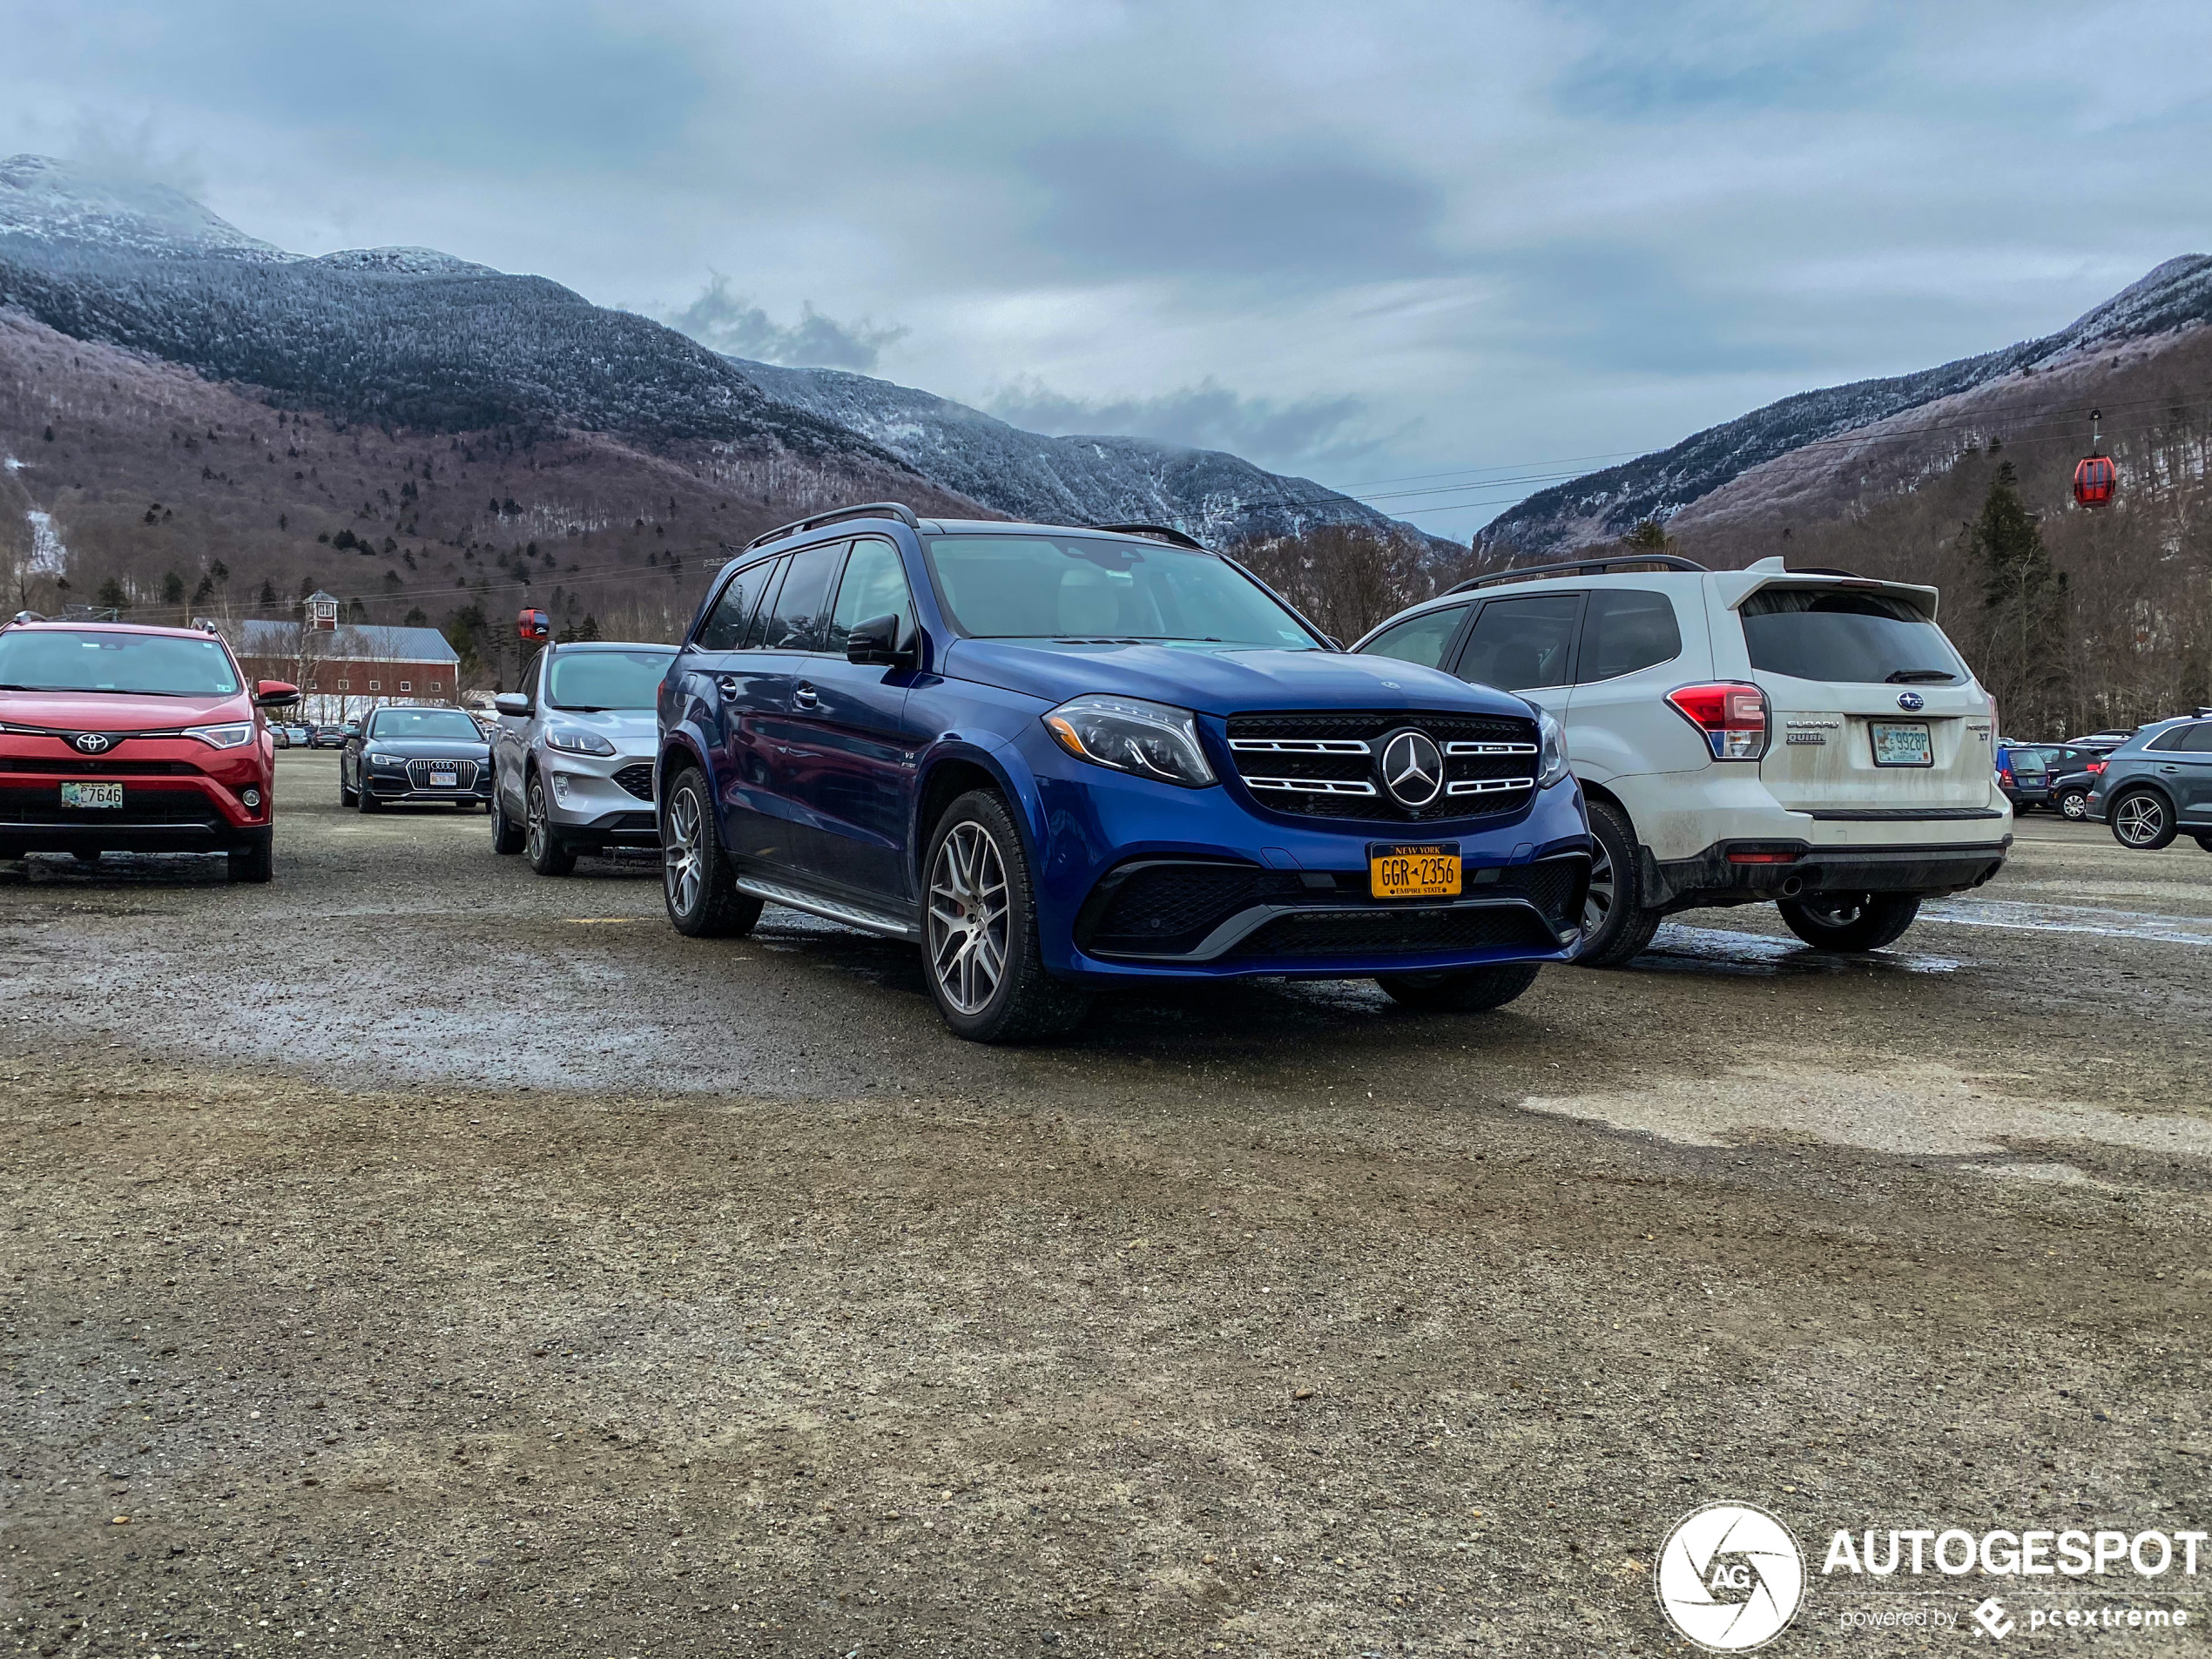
[1370, 842, 1461, 900]
[1870, 722, 1933, 767]
[60, 782, 124, 810]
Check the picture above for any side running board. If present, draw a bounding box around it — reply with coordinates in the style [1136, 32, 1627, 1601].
[733, 875, 919, 941]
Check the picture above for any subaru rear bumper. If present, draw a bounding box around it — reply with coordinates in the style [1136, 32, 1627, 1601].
[1644, 836, 2013, 913]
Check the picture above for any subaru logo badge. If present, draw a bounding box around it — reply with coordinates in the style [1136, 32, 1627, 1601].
[71, 732, 114, 754]
[1896, 691, 1925, 711]
[1379, 729, 1444, 808]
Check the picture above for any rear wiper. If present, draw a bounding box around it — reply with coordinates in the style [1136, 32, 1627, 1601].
[1885, 670, 1955, 684]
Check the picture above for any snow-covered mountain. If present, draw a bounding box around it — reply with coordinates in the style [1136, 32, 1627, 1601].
[0, 154, 292, 263]
[730, 358, 1406, 546]
[1482, 254, 2212, 556]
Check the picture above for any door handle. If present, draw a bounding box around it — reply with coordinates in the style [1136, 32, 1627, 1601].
[2159, 765, 2181, 773]
[794, 682, 819, 710]
[716, 674, 741, 697]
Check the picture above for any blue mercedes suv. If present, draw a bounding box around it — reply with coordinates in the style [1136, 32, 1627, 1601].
[655, 504, 1591, 1042]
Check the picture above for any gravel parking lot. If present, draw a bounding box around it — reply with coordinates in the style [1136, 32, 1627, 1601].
[3, 751, 2207, 1656]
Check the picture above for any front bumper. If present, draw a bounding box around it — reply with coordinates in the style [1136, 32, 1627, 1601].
[542, 753, 659, 844]
[363, 771, 492, 806]
[1024, 736, 1592, 983]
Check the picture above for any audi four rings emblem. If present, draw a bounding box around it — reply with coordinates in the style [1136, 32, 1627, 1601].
[1379, 729, 1443, 808]
[1896, 691, 1925, 711]
[71, 732, 113, 753]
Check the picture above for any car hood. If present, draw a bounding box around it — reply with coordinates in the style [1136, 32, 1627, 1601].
[941, 639, 1535, 720]
[364, 737, 490, 759]
[539, 708, 658, 745]
[0, 690, 247, 731]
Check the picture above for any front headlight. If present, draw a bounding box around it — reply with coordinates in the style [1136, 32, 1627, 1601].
[183, 722, 254, 749]
[367, 751, 412, 769]
[546, 728, 617, 756]
[1536, 707, 1570, 787]
[1042, 695, 1217, 788]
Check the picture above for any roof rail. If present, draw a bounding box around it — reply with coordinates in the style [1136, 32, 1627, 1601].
[1090, 523, 1207, 551]
[743, 500, 921, 552]
[1446, 551, 1707, 594]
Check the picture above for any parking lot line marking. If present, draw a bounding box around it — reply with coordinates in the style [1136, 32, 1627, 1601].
[1919, 900, 2212, 948]
[563, 918, 637, 925]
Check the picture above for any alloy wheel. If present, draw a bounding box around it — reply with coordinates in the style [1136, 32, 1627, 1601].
[2114, 794, 2166, 846]
[1583, 836, 1615, 935]
[525, 780, 548, 863]
[2061, 792, 2088, 821]
[664, 786, 703, 917]
[927, 820, 1010, 1016]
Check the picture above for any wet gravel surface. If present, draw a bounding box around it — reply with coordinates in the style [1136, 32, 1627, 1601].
[3, 753, 2207, 1656]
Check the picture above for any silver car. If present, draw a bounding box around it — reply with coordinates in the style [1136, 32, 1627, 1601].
[489, 641, 674, 874]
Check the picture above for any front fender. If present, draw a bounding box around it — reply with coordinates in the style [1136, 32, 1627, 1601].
[910, 732, 1045, 887]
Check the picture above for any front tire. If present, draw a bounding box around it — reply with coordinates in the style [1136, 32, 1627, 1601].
[2110, 789, 2175, 850]
[659, 766, 761, 937]
[2195, 833, 2212, 854]
[1777, 892, 1919, 952]
[1575, 799, 1663, 966]
[923, 790, 1090, 1042]
[227, 831, 273, 884]
[524, 774, 576, 875]
[340, 759, 357, 807]
[1376, 962, 1541, 1012]
[2058, 787, 2090, 821]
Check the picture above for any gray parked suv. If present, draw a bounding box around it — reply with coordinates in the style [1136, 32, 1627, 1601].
[490, 642, 674, 874]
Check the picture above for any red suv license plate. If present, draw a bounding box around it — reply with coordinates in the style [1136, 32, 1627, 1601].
[61, 782, 124, 810]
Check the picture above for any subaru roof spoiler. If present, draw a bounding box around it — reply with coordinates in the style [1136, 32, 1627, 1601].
[743, 500, 921, 552]
[1446, 552, 1706, 594]
[1091, 523, 1207, 551]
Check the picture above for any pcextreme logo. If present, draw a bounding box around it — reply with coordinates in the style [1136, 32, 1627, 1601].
[1656, 1501, 1806, 1652]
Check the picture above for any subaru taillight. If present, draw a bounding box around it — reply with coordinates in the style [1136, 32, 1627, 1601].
[1666, 682, 1769, 760]
[1998, 767, 2014, 786]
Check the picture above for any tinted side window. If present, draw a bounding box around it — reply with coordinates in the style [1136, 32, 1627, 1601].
[763, 542, 846, 651]
[2168, 722, 2212, 753]
[1456, 594, 1581, 691]
[738, 556, 790, 650]
[698, 561, 773, 651]
[1579, 590, 1682, 681]
[2146, 725, 2192, 752]
[826, 539, 915, 655]
[1362, 605, 1467, 671]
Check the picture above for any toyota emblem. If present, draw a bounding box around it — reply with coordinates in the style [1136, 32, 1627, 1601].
[1379, 729, 1444, 809]
[71, 732, 114, 754]
[1896, 691, 1925, 711]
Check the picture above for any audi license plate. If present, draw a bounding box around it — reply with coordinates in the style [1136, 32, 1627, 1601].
[1870, 722, 1933, 767]
[60, 782, 124, 810]
[428, 766, 458, 789]
[1370, 842, 1461, 900]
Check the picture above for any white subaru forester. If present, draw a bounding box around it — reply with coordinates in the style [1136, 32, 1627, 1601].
[1352, 554, 2012, 963]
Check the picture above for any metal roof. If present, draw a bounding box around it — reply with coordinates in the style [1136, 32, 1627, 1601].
[227, 617, 460, 664]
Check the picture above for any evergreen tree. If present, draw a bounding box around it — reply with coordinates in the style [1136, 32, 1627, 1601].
[1972, 462, 2068, 734]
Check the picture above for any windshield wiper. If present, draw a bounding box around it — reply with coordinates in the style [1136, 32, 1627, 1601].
[1885, 670, 1955, 684]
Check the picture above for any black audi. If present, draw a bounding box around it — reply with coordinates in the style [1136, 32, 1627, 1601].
[339, 705, 494, 813]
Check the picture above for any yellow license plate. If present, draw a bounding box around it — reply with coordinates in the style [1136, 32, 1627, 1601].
[1370, 842, 1461, 900]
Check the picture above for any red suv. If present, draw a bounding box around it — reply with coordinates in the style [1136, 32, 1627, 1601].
[0, 619, 298, 881]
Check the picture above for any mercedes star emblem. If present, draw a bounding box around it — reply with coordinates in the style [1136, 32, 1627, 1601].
[71, 732, 114, 753]
[1896, 691, 1925, 711]
[1379, 729, 1444, 808]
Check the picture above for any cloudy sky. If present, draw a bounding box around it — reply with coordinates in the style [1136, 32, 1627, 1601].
[5, 0, 2209, 539]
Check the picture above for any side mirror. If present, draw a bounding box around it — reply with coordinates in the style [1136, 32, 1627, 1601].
[493, 692, 531, 718]
[845, 613, 912, 667]
[253, 679, 300, 708]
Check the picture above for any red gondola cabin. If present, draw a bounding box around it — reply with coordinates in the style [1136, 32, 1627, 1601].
[2073, 454, 2117, 508]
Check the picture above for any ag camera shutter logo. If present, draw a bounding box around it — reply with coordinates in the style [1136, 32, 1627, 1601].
[1656, 1501, 1805, 1652]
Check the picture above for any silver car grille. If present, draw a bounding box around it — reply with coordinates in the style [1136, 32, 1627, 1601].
[406, 758, 481, 790]
[1222, 711, 1541, 821]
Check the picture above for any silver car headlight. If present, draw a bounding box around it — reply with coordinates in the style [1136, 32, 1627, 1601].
[1536, 707, 1570, 787]
[183, 722, 254, 749]
[1042, 695, 1217, 788]
[367, 751, 411, 769]
[546, 727, 617, 756]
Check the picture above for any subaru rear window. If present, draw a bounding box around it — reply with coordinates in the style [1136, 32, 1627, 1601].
[925, 535, 1319, 649]
[0, 629, 239, 696]
[1738, 590, 1964, 685]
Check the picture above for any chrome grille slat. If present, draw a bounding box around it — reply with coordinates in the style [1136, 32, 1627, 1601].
[1447, 775, 1536, 796]
[1223, 709, 1541, 821]
[1244, 776, 1379, 796]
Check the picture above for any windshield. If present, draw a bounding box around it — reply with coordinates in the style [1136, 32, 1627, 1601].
[1738, 590, 1966, 685]
[547, 648, 676, 710]
[368, 708, 482, 740]
[924, 535, 1319, 649]
[0, 628, 240, 696]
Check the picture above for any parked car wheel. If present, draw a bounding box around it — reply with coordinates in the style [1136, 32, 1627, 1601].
[1777, 892, 1920, 952]
[923, 790, 1090, 1043]
[489, 777, 525, 854]
[2057, 787, 2090, 821]
[339, 762, 357, 807]
[659, 766, 761, 937]
[227, 831, 273, 885]
[356, 776, 379, 813]
[1376, 961, 1541, 1012]
[2109, 789, 2175, 850]
[524, 774, 576, 875]
[1575, 800, 1663, 967]
[2195, 833, 2212, 854]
